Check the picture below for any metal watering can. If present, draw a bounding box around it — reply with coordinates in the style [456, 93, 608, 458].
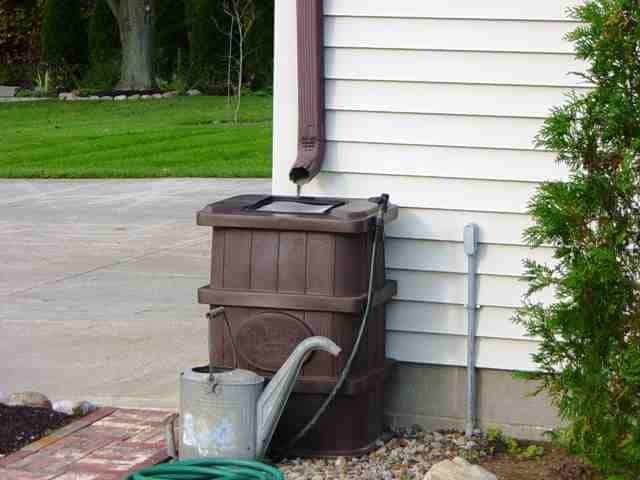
[179, 337, 341, 460]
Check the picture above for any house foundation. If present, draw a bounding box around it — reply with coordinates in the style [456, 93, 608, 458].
[384, 364, 560, 441]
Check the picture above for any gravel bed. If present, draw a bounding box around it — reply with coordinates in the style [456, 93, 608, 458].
[278, 427, 491, 480]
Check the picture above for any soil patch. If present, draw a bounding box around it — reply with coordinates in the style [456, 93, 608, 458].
[0, 404, 71, 455]
[480, 445, 603, 480]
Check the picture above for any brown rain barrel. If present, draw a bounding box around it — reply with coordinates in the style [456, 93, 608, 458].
[197, 195, 398, 456]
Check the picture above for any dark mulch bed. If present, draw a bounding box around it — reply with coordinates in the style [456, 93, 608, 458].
[480, 444, 603, 480]
[0, 405, 72, 455]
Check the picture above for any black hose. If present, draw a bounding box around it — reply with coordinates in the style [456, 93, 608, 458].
[284, 194, 390, 451]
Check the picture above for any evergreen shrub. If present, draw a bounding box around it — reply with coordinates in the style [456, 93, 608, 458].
[41, 0, 87, 65]
[517, 1, 640, 477]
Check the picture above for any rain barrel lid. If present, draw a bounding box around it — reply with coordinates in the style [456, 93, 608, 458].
[197, 195, 398, 234]
[183, 367, 264, 386]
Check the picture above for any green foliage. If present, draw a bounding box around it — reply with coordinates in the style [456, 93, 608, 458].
[184, 0, 273, 91]
[82, 58, 120, 90]
[485, 427, 545, 460]
[486, 426, 504, 443]
[546, 427, 576, 451]
[85, 0, 120, 89]
[15, 89, 35, 98]
[505, 437, 521, 456]
[88, 0, 119, 64]
[520, 445, 545, 460]
[185, 0, 226, 88]
[515, 1, 640, 478]
[33, 68, 51, 96]
[245, 0, 273, 89]
[156, 75, 189, 94]
[460, 449, 481, 464]
[155, 0, 188, 81]
[41, 0, 87, 65]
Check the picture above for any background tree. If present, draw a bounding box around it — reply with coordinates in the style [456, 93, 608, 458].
[41, 0, 87, 65]
[104, 0, 155, 90]
[245, 0, 273, 90]
[222, 0, 256, 123]
[186, 0, 226, 88]
[517, 1, 640, 477]
[2, 0, 274, 92]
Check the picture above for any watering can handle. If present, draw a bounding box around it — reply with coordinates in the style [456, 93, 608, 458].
[206, 306, 239, 382]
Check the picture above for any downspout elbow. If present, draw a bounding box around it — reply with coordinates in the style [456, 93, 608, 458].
[290, 137, 325, 185]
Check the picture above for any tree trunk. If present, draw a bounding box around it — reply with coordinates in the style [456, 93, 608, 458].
[116, 0, 154, 90]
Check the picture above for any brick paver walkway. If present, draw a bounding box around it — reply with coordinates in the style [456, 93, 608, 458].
[0, 408, 173, 480]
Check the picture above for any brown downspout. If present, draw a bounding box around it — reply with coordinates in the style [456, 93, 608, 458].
[289, 0, 325, 186]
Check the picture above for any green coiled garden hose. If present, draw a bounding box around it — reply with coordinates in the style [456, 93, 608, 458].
[126, 459, 285, 480]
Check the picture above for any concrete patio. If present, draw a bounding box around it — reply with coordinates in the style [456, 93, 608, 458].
[0, 179, 270, 409]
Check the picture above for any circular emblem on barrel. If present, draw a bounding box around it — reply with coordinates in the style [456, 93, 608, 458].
[236, 312, 313, 372]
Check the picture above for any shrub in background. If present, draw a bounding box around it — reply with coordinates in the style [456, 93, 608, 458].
[517, 1, 640, 477]
[41, 0, 87, 66]
[88, 0, 119, 65]
[245, 0, 273, 90]
[0, 0, 43, 86]
[0, 0, 41, 65]
[155, 0, 188, 82]
[85, 0, 120, 89]
[185, 0, 227, 88]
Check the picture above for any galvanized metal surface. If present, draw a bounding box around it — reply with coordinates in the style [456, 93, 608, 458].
[179, 337, 340, 461]
[180, 368, 262, 460]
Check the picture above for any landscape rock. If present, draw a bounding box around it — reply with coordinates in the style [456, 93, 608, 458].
[186, 89, 202, 96]
[6, 392, 52, 409]
[75, 400, 97, 415]
[114, 94, 127, 101]
[58, 92, 74, 101]
[279, 430, 493, 480]
[128, 94, 141, 101]
[99, 96, 114, 101]
[424, 457, 497, 480]
[52, 400, 97, 416]
[0, 85, 19, 97]
[162, 91, 178, 98]
[141, 94, 152, 100]
[152, 93, 163, 99]
[89, 96, 100, 100]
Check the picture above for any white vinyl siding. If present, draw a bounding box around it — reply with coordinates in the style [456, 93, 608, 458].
[273, 0, 583, 371]
[325, 17, 576, 54]
[326, 49, 587, 87]
[323, 0, 580, 21]
[326, 80, 576, 119]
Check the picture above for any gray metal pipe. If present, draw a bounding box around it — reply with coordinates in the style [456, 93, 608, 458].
[464, 224, 479, 438]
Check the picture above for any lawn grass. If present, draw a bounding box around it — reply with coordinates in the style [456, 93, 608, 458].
[0, 95, 273, 178]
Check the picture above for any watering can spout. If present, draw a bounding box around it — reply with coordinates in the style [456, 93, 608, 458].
[255, 337, 340, 458]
